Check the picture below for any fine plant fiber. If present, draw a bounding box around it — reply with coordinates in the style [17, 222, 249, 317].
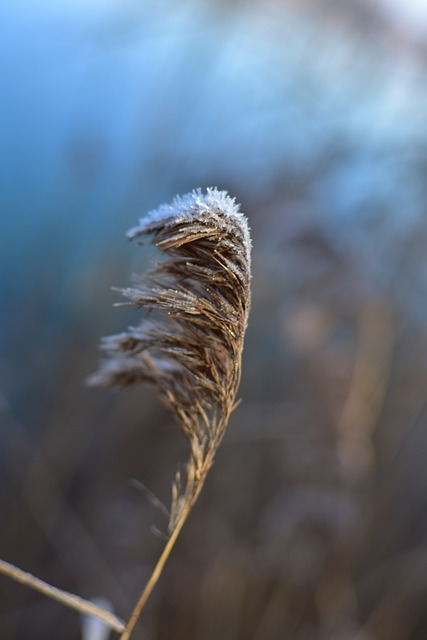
[88, 187, 251, 636]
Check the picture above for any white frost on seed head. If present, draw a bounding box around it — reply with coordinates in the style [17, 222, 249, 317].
[127, 187, 251, 256]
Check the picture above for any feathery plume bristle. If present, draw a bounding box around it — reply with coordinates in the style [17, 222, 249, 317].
[88, 187, 251, 531]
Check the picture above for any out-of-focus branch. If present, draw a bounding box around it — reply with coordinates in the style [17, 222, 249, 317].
[337, 299, 394, 483]
[0, 558, 125, 633]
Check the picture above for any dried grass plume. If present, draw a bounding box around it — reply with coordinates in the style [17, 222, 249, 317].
[89, 187, 250, 507]
[89, 188, 251, 522]
[0, 188, 251, 640]
[88, 187, 251, 638]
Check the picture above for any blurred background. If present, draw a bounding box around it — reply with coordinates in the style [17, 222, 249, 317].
[1, 0, 427, 638]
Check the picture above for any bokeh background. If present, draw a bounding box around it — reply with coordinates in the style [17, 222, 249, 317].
[2, 1, 427, 638]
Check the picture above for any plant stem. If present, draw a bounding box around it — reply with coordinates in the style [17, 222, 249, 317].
[0, 558, 125, 632]
[119, 509, 189, 640]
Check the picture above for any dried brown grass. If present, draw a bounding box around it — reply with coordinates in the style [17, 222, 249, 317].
[0, 187, 251, 640]
[89, 187, 251, 529]
[88, 187, 252, 637]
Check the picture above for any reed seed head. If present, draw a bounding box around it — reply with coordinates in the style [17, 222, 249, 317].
[88, 187, 251, 528]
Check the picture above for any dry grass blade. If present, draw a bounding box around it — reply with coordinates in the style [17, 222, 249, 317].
[88, 187, 251, 638]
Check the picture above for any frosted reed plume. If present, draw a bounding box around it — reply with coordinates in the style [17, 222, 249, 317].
[0, 188, 250, 639]
[89, 187, 251, 638]
[89, 187, 251, 524]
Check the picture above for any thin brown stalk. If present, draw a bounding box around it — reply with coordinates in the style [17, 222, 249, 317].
[119, 508, 188, 640]
[0, 558, 125, 633]
[89, 187, 252, 637]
